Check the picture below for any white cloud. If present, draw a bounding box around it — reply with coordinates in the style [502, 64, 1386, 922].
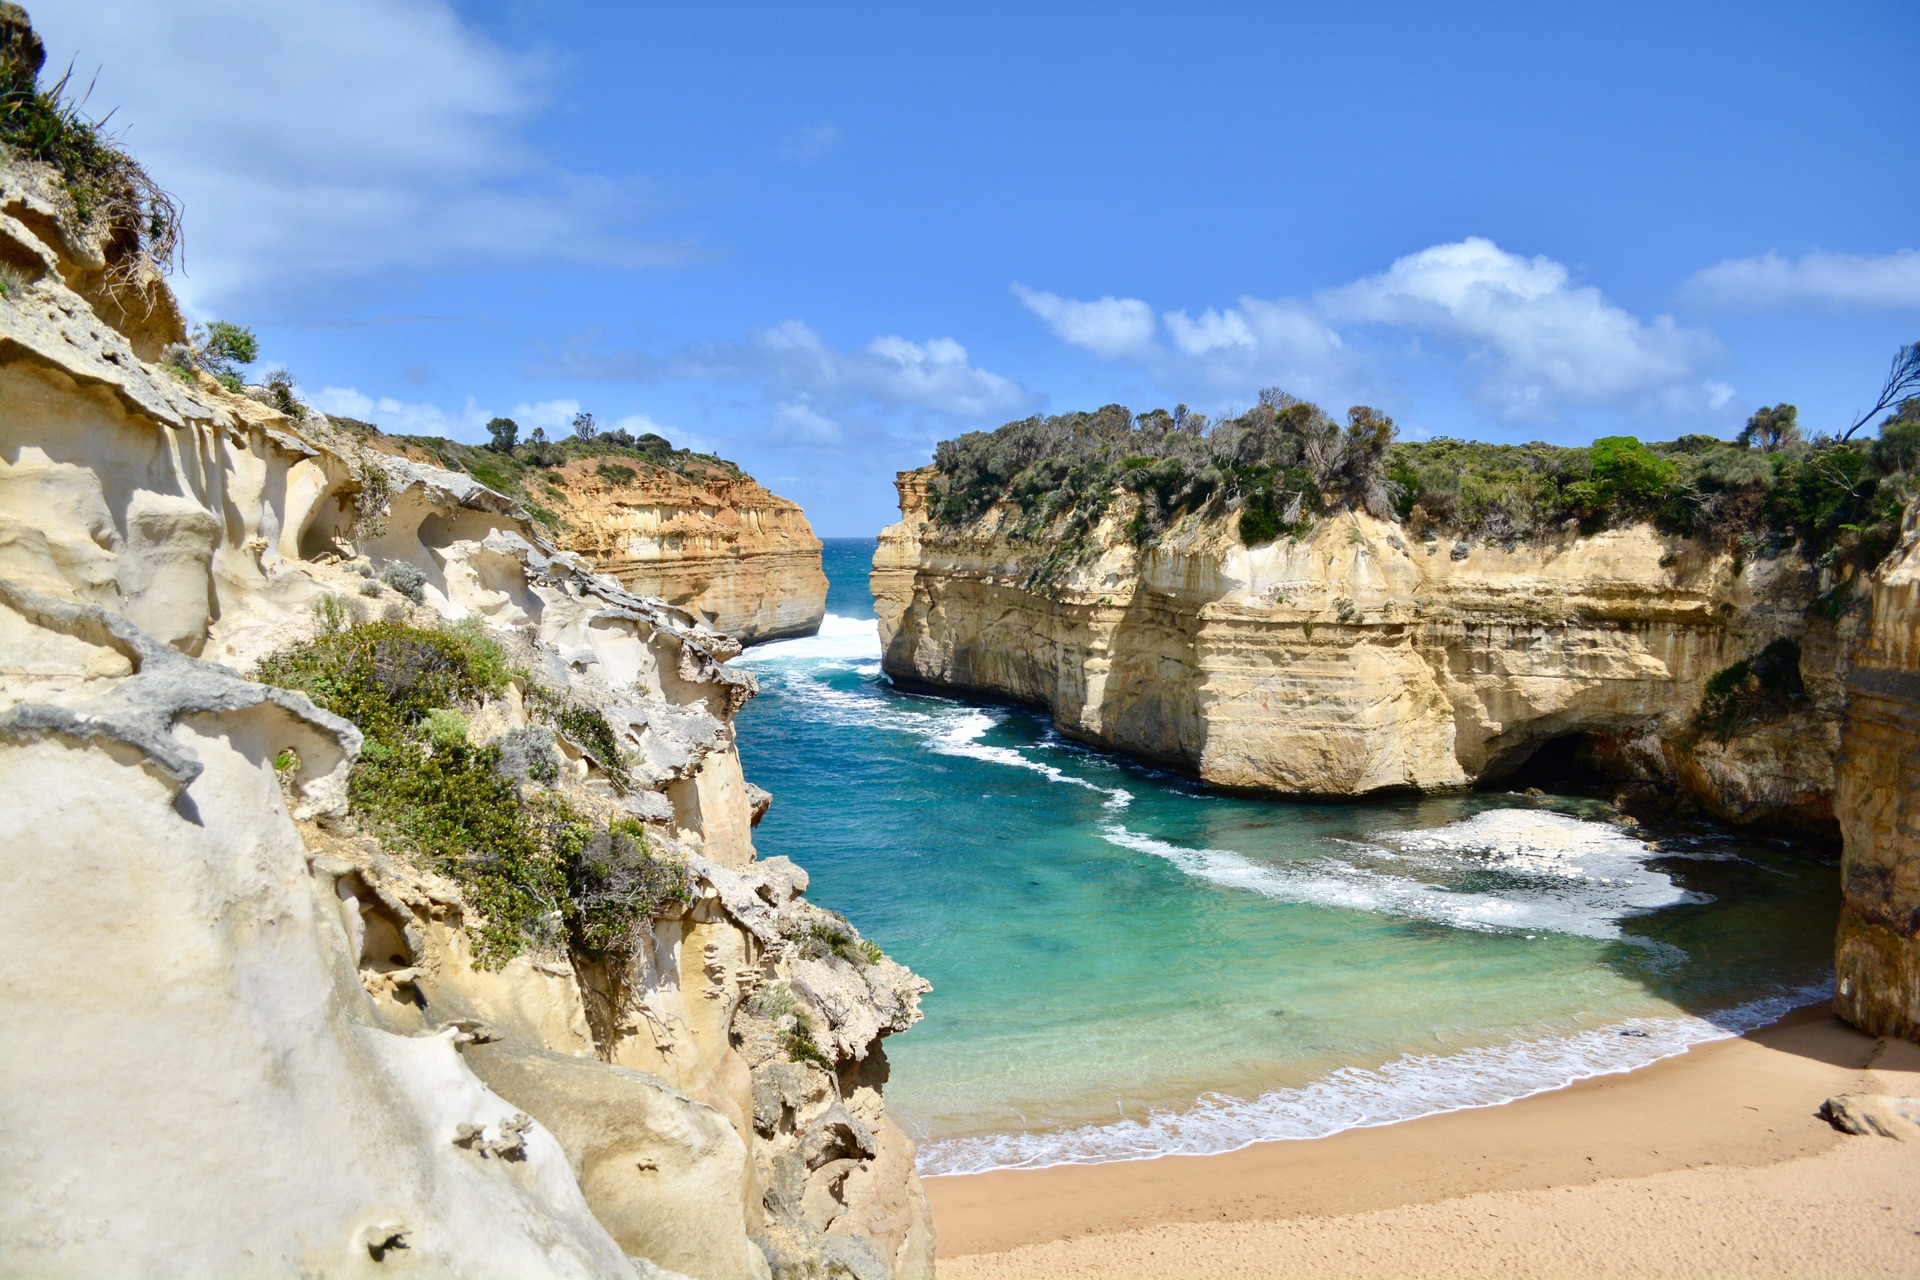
[781, 122, 841, 162]
[742, 320, 1031, 421]
[1163, 307, 1254, 357]
[1681, 249, 1920, 310]
[1019, 239, 1727, 424]
[313, 387, 490, 436]
[1013, 285, 1159, 359]
[1017, 283, 1348, 400]
[30, 0, 681, 309]
[1316, 238, 1717, 418]
[549, 318, 1033, 450]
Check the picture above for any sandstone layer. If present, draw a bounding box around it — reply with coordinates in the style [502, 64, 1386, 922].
[0, 155, 931, 1279]
[1834, 501, 1920, 1040]
[876, 466, 1919, 1042]
[544, 462, 827, 646]
[875, 470, 1834, 813]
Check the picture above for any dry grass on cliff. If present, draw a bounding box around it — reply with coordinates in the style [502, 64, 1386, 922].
[1, 10, 180, 283]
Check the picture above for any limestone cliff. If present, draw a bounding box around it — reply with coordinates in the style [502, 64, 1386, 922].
[878, 459, 1920, 1043]
[875, 469, 1838, 821]
[1834, 502, 1920, 1040]
[353, 433, 827, 646]
[543, 460, 826, 645]
[0, 150, 930, 1278]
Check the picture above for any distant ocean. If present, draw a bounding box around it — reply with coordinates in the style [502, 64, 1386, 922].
[734, 538, 1837, 1175]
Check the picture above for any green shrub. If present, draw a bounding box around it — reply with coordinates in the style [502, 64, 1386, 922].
[253, 618, 688, 966]
[422, 707, 470, 749]
[493, 725, 561, 785]
[780, 1021, 835, 1071]
[564, 817, 693, 958]
[194, 321, 257, 382]
[596, 462, 638, 487]
[1697, 639, 1805, 742]
[379, 560, 426, 603]
[264, 368, 305, 421]
[794, 920, 875, 967]
[528, 687, 627, 782]
[918, 392, 1918, 578]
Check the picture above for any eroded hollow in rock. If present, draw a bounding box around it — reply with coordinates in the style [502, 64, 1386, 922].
[1485, 731, 1628, 795]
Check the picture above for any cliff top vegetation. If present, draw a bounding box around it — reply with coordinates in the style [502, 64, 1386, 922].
[925, 374, 1920, 579]
[326, 414, 745, 533]
[0, 3, 178, 283]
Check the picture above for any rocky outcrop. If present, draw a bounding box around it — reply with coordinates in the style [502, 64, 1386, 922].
[874, 469, 1832, 819]
[546, 462, 827, 646]
[1834, 504, 1920, 1041]
[0, 149, 930, 1278]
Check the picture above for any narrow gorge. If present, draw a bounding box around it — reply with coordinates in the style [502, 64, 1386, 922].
[874, 408, 1920, 1043]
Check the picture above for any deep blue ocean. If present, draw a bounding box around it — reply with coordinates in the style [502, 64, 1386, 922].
[733, 538, 1838, 1174]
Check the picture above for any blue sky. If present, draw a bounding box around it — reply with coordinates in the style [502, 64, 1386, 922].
[34, 1, 1920, 534]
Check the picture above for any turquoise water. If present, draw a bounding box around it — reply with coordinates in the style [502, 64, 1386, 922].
[734, 538, 1840, 1174]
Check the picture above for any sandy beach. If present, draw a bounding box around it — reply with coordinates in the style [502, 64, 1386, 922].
[929, 1007, 1920, 1278]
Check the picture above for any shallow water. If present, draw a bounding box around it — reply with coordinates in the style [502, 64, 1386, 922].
[734, 539, 1839, 1175]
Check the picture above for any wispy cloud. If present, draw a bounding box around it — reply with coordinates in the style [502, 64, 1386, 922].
[1681, 249, 1920, 310]
[32, 0, 689, 310]
[554, 319, 1033, 438]
[1013, 285, 1158, 359]
[1018, 237, 1728, 424]
[780, 122, 841, 162]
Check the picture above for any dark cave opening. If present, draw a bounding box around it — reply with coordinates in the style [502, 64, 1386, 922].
[1489, 731, 1628, 795]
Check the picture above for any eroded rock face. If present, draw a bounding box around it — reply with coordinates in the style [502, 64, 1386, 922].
[874, 469, 1827, 810]
[548, 462, 827, 645]
[879, 461, 1920, 1045]
[0, 158, 929, 1278]
[1834, 505, 1920, 1041]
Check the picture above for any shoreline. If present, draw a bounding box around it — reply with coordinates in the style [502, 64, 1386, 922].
[927, 1003, 1920, 1275]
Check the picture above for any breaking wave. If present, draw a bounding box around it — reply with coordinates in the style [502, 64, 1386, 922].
[1101, 808, 1699, 944]
[916, 983, 1827, 1176]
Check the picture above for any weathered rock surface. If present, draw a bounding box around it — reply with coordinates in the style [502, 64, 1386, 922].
[878, 456, 1920, 1045]
[874, 469, 1828, 813]
[1834, 503, 1920, 1041]
[0, 151, 929, 1278]
[547, 461, 827, 645]
[1821, 1093, 1920, 1141]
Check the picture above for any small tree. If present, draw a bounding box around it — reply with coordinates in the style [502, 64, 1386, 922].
[194, 320, 258, 390]
[264, 368, 304, 420]
[1842, 342, 1920, 441]
[1738, 404, 1800, 451]
[485, 416, 519, 453]
[571, 411, 597, 442]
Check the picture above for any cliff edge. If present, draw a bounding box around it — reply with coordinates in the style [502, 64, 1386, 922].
[876, 398, 1920, 1042]
[0, 51, 929, 1280]
[350, 427, 827, 646]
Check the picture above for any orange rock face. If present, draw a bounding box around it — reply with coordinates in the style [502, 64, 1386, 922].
[551, 461, 826, 644]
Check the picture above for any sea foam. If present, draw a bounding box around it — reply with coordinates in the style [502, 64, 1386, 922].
[1102, 806, 1697, 944]
[914, 982, 1828, 1175]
